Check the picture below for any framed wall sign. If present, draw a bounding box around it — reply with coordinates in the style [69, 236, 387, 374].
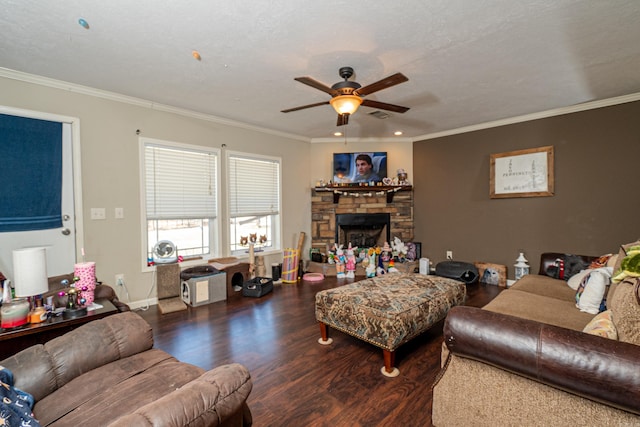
[490, 146, 554, 199]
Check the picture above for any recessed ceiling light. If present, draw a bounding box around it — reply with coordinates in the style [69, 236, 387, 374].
[334, 132, 343, 136]
[394, 131, 403, 136]
[78, 18, 90, 29]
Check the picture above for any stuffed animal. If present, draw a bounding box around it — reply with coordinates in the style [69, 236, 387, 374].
[334, 244, 346, 278]
[612, 245, 640, 283]
[405, 242, 417, 261]
[392, 237, 408, 261]
[377, 253, 387, 276]
[345, 243, 358, 279]
[381, 241, 392, 262]
[366, 251, 377, 278]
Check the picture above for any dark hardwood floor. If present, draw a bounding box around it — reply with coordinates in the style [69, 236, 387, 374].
[137, 275, 502, 427]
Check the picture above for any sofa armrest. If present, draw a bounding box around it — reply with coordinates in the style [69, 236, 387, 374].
[107, 363, 253, 427]
[443, 306, 640, 415]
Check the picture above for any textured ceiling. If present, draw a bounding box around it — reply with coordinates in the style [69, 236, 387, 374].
[1, 0, 640, 141]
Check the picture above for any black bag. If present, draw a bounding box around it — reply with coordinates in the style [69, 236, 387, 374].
[242, 277, 274, 297]
[435, 261, 479, 284]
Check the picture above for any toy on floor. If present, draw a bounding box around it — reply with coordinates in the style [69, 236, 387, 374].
[346, 243, 358, 279]
[388, 259, 400, 273]
[334, 244, 346, 278]
[392, 237, 408, 261]
[366, 249, 377, 278]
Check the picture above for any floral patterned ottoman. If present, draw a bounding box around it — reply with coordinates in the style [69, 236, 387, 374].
[315, 273, 466, 377]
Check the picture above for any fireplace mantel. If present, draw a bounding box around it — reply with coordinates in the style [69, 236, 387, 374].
[314, 185, 412, 203]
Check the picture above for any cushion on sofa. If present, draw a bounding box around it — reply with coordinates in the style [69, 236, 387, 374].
[482, 289, 595, 331]
[108, 364, 253, 427]
[582, 309, 618, 339]
[609, 277, 640, 346]
[34, 349, 201, 426]
[509, 274, 577, 301]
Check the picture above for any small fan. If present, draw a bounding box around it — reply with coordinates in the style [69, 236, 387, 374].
[152, 240, 178, 264]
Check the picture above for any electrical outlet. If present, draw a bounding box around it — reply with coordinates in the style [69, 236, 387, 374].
[115, 274, 125, 286]
[90, 207, 106, 220]
[446, 250, 453, 260]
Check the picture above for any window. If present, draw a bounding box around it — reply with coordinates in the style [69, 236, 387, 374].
[228, 152, 281, 255]
[141, 138, 219, 263]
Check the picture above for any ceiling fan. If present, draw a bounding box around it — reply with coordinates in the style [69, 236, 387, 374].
[281, 66, 410, 126]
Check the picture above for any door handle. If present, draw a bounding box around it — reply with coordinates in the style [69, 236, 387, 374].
[61, 228, 71, 235]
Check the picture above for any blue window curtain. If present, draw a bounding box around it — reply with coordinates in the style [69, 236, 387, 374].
[0, 113, 63, 232]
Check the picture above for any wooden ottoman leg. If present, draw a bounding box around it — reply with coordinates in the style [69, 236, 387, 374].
[381, 349, 400, 378]
[317, 322, 333, 345]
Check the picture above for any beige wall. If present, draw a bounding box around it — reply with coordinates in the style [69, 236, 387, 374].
[0, 76, 310, 306]
[413, 100, 640, 277]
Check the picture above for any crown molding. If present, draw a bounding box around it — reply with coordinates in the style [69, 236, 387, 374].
[415, 92, 640, 141]
[0, 67, 309, 143]
[310, 136, 413, 144]
[3, 67, 639, 144]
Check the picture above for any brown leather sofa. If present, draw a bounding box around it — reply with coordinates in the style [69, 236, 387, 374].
[0, 311, 253, 427]
[432, 251, 640, 426]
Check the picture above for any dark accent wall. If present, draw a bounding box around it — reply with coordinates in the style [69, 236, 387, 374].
[413, 100, 640, 277]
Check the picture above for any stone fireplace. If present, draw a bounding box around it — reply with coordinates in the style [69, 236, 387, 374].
[311, 187, 413, 253]
[335, 213, 390, 248]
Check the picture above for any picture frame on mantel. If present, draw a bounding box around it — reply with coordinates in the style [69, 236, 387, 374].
[490, 145, 554, 199]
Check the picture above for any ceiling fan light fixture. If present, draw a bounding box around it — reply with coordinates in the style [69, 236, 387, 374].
[330, 95, 362, 115]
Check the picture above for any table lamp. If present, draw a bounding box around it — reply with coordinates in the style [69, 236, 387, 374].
[13, 247, 49, 324]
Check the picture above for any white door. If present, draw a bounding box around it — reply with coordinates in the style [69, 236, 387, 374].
[0, 110, 79, 280]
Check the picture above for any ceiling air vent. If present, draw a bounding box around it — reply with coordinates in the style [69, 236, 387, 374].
[368, 110, 391, 119]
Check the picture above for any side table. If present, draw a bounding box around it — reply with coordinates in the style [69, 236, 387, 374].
[0, 299, 118, 360]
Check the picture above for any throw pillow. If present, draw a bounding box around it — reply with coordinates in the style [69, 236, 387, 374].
[583, 310, 618, 340]
[609, 277, 640, 346]
[575, 267, 612, 314]
[567, 269, 591, 291]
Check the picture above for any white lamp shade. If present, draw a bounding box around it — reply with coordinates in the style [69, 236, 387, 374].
[13, 247, 49, 297]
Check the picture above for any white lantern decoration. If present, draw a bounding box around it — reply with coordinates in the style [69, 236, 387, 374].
[514, 253, 530, 280]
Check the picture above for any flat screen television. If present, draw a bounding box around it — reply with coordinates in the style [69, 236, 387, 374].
[333, 152, 387, 184]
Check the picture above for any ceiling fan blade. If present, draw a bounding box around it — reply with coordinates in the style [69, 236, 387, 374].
[337, 113, 350, 126]
[361, 99, 410, 113]
[294, 77, 339, 96]
[354, 73, 408, 97]
[281, 101, 330, 113]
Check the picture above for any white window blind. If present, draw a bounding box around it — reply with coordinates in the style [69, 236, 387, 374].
[145, 143, 217, 220]
[228, 154, 280, 217]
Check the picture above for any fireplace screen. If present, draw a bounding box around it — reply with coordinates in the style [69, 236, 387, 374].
[335, 213, 391, 248]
